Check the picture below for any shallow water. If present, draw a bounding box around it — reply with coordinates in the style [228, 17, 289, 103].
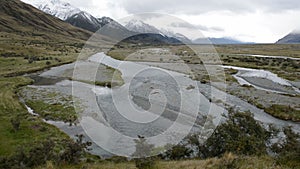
[22, 52, 300, 157]
[222, 65, 300, 95]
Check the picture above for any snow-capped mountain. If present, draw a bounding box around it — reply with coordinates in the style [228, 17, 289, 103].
[21, 0, 81, 20]
[160, 28, 192, 44]
[124, 19, 162, 34]
[124, 19, 192, 43]
[21, 0, 186, 44]
[173, 33, 192, 43]
[65, 12, 115, 32]
[21, 0, 124, 33]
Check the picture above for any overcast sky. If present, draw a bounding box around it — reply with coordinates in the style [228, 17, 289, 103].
[65, 0, 300, 43]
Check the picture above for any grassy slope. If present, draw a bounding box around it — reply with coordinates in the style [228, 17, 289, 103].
[0, 77, 71, 156]
[0, 0, 111, 77]
[0, 0, 92, 41]
[0, 0, 94, 156]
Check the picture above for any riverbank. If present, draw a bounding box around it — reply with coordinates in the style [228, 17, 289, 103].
[0, 76, 73, 156]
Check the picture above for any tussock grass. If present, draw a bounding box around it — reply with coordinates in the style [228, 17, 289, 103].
[0, 77, 70, 156]
[264, 104, 300, 122]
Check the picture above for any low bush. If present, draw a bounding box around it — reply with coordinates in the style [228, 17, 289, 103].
[0, 135, 91, 168]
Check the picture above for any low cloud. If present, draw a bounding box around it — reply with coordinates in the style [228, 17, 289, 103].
[169, 22, 224, 32]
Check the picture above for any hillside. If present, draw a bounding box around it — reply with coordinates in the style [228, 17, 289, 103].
[21, 0, 131, 35]
[65, 14, 113, 32]
[276, 32, 300, 44]
[0, 0, 102, 77]
[0, 0, 92, 41]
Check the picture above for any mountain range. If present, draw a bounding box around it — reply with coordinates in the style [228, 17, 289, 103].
[21, 0, 125, 33]
[21, 0, 184, 44]
[193, 37, 253, 44]
[20, 0, 260, 44]
[12, 0, 298, 44]
[123, 19, 192, 43]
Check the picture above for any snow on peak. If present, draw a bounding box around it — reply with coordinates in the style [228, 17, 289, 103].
[160, 28, 191, 42]
[124, 19, 161, 34]
[123, 20, 191, 42]
[21, 0, 82, 20]
[127, 19, 144, 27]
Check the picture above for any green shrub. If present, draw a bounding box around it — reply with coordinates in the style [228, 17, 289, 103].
[58, 134, 92, 164]
[200, 111, 271, 157]
[106, 156, 128, 163]
[0, 135, 91, 168]
[133, 137, 156, 169]
[163, 144, 193, 160]
[272, 126, 300, 168]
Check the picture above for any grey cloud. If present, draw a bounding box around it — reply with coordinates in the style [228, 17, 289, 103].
[66, 0, 95, 9]
[169, 22, 224, 32]
[209, 26, 224, 32]
[195, 25, 224, 32]
[132, 13, 166, 20]
[169, 22, 195, 29]
[119, 0, 300, 15]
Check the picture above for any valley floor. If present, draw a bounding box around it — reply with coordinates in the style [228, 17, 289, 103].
[1, 43, 299, 169]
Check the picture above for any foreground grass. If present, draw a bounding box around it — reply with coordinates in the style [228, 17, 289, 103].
[35, 154, 292, 169]
[26, 100, 77, 123]
[0, 29, 88, 157]
[0, 77, 71, 156]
